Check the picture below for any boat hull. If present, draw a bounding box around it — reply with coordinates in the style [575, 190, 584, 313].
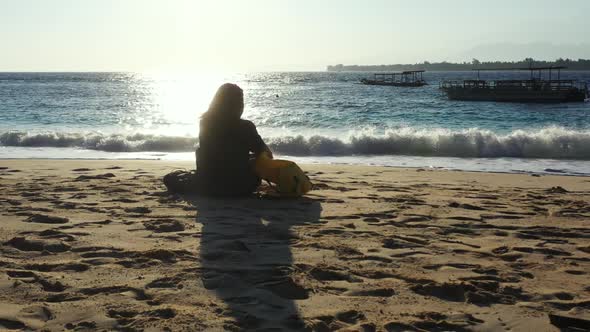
[441, 87, 587, 103]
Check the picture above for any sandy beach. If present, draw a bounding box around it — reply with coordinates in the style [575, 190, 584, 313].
[1, 159, 589, 331]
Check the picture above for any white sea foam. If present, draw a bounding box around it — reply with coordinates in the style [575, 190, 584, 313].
[1, 126, 590, 160]
[0, 131, 197, 153]
[269, 126, 590, 159]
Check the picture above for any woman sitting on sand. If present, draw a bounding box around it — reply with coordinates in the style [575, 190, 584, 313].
[195, 83, 273, 196]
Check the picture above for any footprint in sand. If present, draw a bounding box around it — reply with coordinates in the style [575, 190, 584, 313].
[309, 266, 362, 282]
[143, 219, 185, 233]
[146, 275, 186, 289]
[260, 277, 309, 300]
[382, 236, 426, 250]
[24, 262, 90, 272]
[25, 214, 69, 224]
[74, 173, 116, 181]
[0, 318, 27, 330]
[64, 321, 98, 330]
[5, 236, 71, 253]
[422, 263, 480, 271]
[3, 199, 22, 206]
[106, 197, 139, 203]
[68, 193, 87, 199]
[410, 279, 530, 305]
[345, 288, 395, 297]
[448, 201, 487, 211]
[71, 168, 93, 172]
[76, 247, 190, 268]
[384, 312, 483, 332]
[309, 310, 367, 331]
[106, 308, 176, 329]
[6, 270, 67, 292]
[79, 285, 151, 301]
[124, 206, 151, 214]
[37, 229, 82, 241]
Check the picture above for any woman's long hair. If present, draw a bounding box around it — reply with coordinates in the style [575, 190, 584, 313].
[201, 83, 244, 127]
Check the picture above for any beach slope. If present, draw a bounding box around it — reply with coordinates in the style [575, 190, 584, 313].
[1, 160, 589, 331]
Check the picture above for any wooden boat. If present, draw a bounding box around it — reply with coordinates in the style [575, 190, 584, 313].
[361, 70, 427, 87]
[440, 66, 588, 103]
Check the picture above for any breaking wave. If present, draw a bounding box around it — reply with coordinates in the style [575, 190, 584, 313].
[0, 132, 197, 153]
[1, 127, 590, 160]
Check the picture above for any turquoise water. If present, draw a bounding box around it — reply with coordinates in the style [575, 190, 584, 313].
[1, 72, 589, 174]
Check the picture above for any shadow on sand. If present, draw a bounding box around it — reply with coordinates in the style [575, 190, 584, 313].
[184, 195, 322, 331]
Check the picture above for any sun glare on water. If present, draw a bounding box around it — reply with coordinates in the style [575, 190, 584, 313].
[129, 71, 241, 137]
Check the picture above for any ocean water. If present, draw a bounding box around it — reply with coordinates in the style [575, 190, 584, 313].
[1, 71, 589, 175]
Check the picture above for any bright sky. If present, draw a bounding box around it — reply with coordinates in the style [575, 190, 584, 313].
[1, 0, 589, 72]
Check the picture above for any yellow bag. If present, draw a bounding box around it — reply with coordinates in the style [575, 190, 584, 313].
[254, 153, 312, 197]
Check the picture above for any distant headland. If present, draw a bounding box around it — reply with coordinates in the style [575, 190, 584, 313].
[327, 58, 590, 71]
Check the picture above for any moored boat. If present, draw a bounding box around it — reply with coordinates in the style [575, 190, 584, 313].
[361, 70, 427, 87]
[440, 66, 588, 103]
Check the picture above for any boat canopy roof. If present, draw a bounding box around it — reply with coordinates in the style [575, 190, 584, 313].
[472, 66, 567, 71]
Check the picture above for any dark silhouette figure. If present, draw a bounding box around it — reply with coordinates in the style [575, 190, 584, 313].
[186, 195, 322, 330]
[169, 84, 322, 329]
[196, 83, 273, 196]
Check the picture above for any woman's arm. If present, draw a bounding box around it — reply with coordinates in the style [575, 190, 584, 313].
[261, 144, 273, 159]
[245, 120, 273, 159]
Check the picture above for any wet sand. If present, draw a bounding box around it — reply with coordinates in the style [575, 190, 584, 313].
[1, 159, 589, 331]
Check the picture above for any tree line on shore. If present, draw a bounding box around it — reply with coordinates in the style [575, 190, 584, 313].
[327, 58, 590, 71]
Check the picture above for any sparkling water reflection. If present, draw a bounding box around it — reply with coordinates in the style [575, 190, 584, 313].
[0, 71, 589, 170]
